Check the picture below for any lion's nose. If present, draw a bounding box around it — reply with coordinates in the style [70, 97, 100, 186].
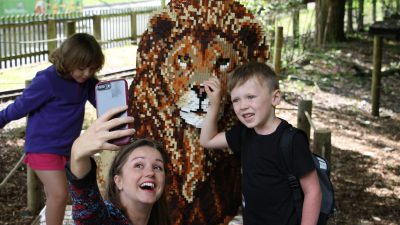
[192, 85, 207, 101]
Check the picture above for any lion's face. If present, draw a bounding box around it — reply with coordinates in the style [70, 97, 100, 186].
[162, 35, 240, 127]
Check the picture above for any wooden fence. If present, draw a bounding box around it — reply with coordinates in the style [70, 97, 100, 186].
[0, 7, 159, 69]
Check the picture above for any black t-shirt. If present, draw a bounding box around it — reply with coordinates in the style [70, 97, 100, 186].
[226, 119, 315, 225]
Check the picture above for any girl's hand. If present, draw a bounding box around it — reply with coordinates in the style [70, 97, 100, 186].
[71, 106, 135, 161]
[203, 76, 222, 107]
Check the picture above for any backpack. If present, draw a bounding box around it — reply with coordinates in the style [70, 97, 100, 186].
[279, 125, 336, 225]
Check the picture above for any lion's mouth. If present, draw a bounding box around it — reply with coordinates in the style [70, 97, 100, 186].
[180, 111, 206, 128]
[178, 85, 210, 128]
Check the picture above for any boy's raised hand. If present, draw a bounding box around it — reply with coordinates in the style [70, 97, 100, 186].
[200, 77, 229, 149]
[203, 76, 222, 106]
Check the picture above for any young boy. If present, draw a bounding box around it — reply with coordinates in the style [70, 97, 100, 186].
[200, 61, 321, 225]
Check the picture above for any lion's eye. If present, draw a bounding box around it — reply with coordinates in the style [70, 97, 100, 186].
[178, 55, 191, 69]
[216, 58, 230, 71]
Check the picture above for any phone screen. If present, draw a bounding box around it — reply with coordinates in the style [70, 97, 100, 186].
[95, 79, 130, 145]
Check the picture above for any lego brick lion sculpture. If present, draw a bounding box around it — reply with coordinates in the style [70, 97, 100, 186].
[128, 0, 269, 224]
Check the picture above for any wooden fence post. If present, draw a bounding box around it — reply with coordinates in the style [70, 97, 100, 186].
[25, 80, 42, 214]
[27, 167, 42, 214]
[274, 26, 283, 78]
[297, 100, 312, 140]
[93, 15, 102, 43]
[292, 9, 299, 47]
[130, 12, 137, 45]
[66, 21, 76, 37]
[47, 17, 57, 54]
[313, 129, 332, 163]
[371, 35, 382, 117]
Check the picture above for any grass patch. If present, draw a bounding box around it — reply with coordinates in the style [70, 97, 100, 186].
[0, 45, 137, 92]
[0, 63, 49, 91]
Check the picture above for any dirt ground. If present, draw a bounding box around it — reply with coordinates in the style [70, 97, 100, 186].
[0, 35, 399, 225]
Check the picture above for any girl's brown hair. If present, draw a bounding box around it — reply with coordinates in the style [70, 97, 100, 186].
[49, 33, 104, 79]
[106, 138, 171, 225]
[228, 61, 279, 93]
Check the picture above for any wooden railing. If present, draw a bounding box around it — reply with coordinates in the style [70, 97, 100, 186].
[297, 100, 332, 163]
[0, 7, 159, 69]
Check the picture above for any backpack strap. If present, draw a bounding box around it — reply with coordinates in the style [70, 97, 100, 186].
[279, 125, 304, 224]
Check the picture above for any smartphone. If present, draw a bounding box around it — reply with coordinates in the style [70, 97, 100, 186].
[95, 79, 130, 145]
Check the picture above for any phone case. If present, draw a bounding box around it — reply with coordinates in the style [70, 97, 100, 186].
[95, 79, 130, 145]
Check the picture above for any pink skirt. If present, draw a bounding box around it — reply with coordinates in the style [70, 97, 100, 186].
[24, 153, 70, 171]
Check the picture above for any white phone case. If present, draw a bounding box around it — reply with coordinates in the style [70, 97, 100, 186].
[95, 79, 129, 145]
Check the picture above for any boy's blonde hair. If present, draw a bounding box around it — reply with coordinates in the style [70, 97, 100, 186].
[49, 33, 104, 79]
[228, 61, 279, 93]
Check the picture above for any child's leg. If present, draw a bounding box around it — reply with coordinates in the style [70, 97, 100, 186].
[35, 170, 68, 225]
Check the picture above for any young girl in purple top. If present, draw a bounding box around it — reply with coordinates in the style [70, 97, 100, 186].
[0, 33, 104, 225]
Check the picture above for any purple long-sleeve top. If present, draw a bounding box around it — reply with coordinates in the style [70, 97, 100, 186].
[0, 65, 98, 156]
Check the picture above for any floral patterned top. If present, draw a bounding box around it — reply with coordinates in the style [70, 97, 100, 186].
[66, 158, 131, 225]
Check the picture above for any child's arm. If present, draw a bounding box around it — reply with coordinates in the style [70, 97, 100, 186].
[0, 75, 51, 128]
[199, 77, 228, 149]
[299, 170, 322, 225]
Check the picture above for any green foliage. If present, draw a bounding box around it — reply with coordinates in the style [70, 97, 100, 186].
[10, 126, 26, 139]
[240, 0, 305, 31]
[240, 0, 315, 70]
[239, 0, 272, 31]
[265, 0, 304, 13]
[240, 0, 304, 13]
[1, 126, 26, 139]
[379, 0, 400, 19]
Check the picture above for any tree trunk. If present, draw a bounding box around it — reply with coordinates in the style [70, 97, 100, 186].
[316, 0, 346, 46]
[397, 0, 400, 13]
[357, 0, 364, 31]
[347, 0, 354, 32]
[292, 9, 300, 47]
[372, 0, 377, 22]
